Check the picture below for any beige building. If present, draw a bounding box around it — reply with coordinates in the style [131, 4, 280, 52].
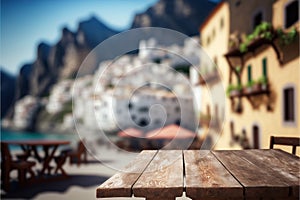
[199, 0, 299, 153]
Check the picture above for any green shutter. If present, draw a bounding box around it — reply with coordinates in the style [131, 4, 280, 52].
[263, 58, 267, 77]
[247, 65, 252, 82]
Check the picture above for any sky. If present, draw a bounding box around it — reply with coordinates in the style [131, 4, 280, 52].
[0, 0, 158, 75]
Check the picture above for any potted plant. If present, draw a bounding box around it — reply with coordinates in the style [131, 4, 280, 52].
[252, 80, 262, 92]
[245, 80, 255, 93]
[258, 76, 268, 90]
[226, 84, 235, 97]
[231, 83, 243, 97]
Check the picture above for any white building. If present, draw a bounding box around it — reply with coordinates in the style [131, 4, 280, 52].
[46, 80, 73, 114]
[13, 95, 40, 129]
[73, 37, 201, 133]
[94, 87, 196, 132]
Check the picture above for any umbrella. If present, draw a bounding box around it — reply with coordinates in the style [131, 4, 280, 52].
[117, 128, 143, 138]
[146, 124, 196, 140]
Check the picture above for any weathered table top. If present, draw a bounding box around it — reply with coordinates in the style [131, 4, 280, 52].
[96, 149, 300, 200]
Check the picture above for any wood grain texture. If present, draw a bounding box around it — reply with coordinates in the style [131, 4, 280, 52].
[234, 149, 300, 198]
[248, 149, 300, 198]
[212, 150, 291, 199]
[132, 150, 183, 200]
[96, 150, 157, 198]
[184, 150, 243, 200]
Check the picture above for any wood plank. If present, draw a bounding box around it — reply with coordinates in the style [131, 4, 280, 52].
[184, 150, 243, 200]
[212, 150, 290, 199]
[245, 149, 300, 198]
[132, 150, 183, 200]
[96, 150, 157, 198]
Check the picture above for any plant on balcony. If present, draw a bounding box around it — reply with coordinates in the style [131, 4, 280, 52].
[258, 76, 268, 90]
[227, 83, 242, 97]
[226, 84, 235, 97]
[245, 80, 255, 93]
[239, 22, 274, 53]
[277, 27, 297, 46]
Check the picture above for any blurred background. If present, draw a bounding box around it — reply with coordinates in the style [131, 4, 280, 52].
[0, 0, 299, 198]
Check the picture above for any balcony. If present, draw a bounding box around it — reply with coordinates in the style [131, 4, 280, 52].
[227, 80, 272, 113]
[229, 84, 270, 98]
[225, 22, 298, 66]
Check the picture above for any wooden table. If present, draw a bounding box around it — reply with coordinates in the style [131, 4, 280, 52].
[96, 149, 300, 200]
[3, 140, 70, 176]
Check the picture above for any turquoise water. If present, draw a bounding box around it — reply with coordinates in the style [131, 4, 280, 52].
[1, 128, 76, 150]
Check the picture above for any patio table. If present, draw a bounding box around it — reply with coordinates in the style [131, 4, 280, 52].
[96, 149, 300, 200]
[2, 140, 70, 177]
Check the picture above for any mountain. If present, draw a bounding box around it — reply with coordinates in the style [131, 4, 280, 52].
[28, 16, 119, 97]
[131, 0, 216, 36]
[16, 64, 32, 100]
[0, 69, 16, 118]
[2, 16, 119, 122]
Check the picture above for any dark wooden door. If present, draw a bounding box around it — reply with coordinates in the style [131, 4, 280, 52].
[253, 125, 260, 149]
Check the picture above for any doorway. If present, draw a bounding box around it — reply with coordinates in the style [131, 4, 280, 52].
[252, 125, 260, 149]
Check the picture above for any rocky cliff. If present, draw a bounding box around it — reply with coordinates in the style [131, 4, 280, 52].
[131, 0, 216, 36]
[0, 70, 16, 118]
[24, 16, 119, 98]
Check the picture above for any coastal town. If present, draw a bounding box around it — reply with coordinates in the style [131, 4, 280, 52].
[1, 0, 299, 199]
[3, 0, 299, 153]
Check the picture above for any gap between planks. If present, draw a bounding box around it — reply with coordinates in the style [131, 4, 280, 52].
[210, 150, 246, 198]
[131, 150, 159, 197]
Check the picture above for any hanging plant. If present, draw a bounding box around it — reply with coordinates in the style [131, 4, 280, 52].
[238, 22, 274, 53]
[277, 27, 297, 46]
[239, 43, 248, 53]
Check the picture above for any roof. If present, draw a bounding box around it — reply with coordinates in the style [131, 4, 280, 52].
[117, 128, 143, 138]
[199, 1, 226, 32]
[146, 124, 196, 139]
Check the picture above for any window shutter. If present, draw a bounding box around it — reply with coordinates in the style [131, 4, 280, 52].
[247, 65, 252, 82]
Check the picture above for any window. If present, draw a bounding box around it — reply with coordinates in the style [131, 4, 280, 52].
[175, 119, 181, 125]
[154, 119, 161, 125]
[252, 125, 260, 149]
[138, 107, 149, 112]
[247, 65, 252, 82]
[253, 12, 263, 30]
[214, 57, 218, 67]
[220, 17, 224, 29]
[235, 0, 241, 7]
[207, 36, 211, 46]
[285, 0, 299, 28]
[262, 58, 267, 77]
[212, 28, 216, 39]
[138, 118, 149, 127]
[283, 87, 295, 123]
[206, 104, 211, 116]
[131, 115, 136, 120]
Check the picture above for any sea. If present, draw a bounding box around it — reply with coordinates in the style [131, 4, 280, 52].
[1, 128, 77, 150]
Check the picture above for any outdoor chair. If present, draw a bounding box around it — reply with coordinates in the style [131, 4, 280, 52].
[1, 143, 36, 191]
[269, 136, 300, 155]
[62, 140, 87, 166]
